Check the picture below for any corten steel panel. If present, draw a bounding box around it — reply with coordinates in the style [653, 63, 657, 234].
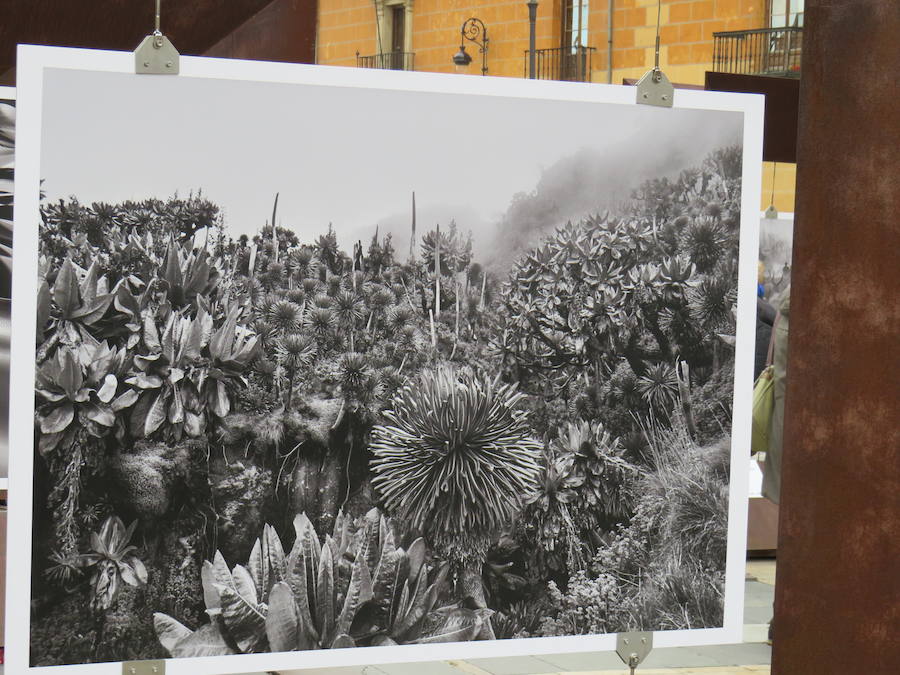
[204, 0, 316, 64]
[0, 0, 280, 77]
[772, 1, 900, 674]
[705, 71, 799, 163]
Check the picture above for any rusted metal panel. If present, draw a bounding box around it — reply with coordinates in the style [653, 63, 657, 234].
[204, 0, 317, 65]
[772, 1, 900, 673]
[0, 1, 281, 76]
[705, 72, 799, 163]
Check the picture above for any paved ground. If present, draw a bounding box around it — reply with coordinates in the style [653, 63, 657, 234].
[279, 559, 777, 675]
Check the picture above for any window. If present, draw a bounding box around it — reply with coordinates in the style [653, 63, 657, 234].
[390, 5, 405, 55]
[769, 0, 804, 28]
[562, 0, 589, 50]
[363, 0, 413, 71]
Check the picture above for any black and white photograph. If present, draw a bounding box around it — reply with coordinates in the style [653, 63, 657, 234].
[758, 214, 793, 307]
[9, 48, 762, 673]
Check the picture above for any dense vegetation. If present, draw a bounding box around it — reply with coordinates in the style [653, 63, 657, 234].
[30, 147, 740, 664]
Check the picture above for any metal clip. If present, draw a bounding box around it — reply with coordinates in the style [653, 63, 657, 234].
[636, 1, 673, 107]
[121, 659, 165, 675]
[616, 631, 653, 674]
[636, 67, 674, 107]
[134, 0, 179, 74]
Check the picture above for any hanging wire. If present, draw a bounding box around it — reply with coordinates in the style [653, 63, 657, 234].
[765, 162, 779, 218]
[154, 0, 161, 35]
[770, 162, 777, 206]
[653, 0, 662, 71]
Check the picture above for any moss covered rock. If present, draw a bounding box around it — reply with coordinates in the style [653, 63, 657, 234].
[209, 460, 276, 563]
[108, 440, 206, 522]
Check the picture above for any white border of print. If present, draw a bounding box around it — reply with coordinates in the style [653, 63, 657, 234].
[8, 44, 763, 675]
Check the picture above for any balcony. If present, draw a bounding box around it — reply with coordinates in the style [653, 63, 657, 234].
[524, 46, 595, 83]
[713, 27, 802, 78]
[356, 51, 415, 71]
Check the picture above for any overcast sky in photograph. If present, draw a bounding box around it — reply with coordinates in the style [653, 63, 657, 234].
[39, 68, 742, 259]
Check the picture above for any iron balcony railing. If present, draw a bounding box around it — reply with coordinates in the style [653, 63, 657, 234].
[712, 27, 802, 77]
[356, 51, 415, 71]
[524, 46, 595, 82]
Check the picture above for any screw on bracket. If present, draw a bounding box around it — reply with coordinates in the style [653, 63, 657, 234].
[616, 631, 653, 674]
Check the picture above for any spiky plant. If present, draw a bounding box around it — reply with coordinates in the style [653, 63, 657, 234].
[277, 334, 316, 407]
[301, 278, 323, 297]
[334, 290, 364, 350]
[680, 218, 728, 274]
[369, 287, 394, 313]
[262, 261, 285, 290]
[521, 447, 585, 577]
[386, 305, 414, 335]
[286, 288, 307, 305]
[687, 269, 737, 337]
[638, 362, 679, 414]
[339, 352, 370, 398]
[377, 365, 403, 397]
[397, 324, 418, 352]
[313, 293, 333, 309]
[370, 368, 541, 580]
[326, 274, 343, 297]
[305, 306, 335, 338]
[252, 318, 277, 345]
[287, 246, 319, 281]
[267, 299, 303, 333]
[553, 420, 635, 528]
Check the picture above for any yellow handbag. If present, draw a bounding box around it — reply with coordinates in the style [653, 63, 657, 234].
[751, 365, 775, 455]
[751, 310, 780, 455]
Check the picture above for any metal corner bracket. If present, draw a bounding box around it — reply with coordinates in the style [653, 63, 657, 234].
[134, 33, 180, 75]
[616, 631, 653, 674]
[134, 0, 179, 74]
[122, 659, 165, 675]
[635, 68, 674, 108]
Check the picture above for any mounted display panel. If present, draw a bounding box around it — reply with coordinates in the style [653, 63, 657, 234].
[8, 46, 763, 674]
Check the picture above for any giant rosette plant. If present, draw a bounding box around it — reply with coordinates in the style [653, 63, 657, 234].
[370, 368, 541, 611]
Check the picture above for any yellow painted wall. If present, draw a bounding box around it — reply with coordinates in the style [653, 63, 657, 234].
[317, 0, 796, 210]
[761, 161, 797, 214]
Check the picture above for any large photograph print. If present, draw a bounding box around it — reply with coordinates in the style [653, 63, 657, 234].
[10, 48, 761, 673]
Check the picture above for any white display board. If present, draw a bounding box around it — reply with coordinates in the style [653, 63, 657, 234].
[9, 45, 763, 674]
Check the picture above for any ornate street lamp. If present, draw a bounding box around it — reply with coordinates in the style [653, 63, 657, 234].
[453, 17, 489, 75]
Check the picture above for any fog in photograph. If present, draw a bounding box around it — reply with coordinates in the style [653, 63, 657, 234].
[30, 69, 743, 665]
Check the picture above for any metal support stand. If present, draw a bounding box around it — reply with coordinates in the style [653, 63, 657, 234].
[635, 1, 673, 107]
[616, 631, 653, 674]
[134, 0, 180, 74]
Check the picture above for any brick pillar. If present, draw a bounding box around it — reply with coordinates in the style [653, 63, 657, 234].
[771, 1, 900, 673]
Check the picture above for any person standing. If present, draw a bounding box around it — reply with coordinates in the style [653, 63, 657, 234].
[761, 286, 789, 645]
[762, 287, 790, 505]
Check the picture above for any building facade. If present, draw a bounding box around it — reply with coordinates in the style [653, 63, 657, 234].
[316, 0, 800, 211]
